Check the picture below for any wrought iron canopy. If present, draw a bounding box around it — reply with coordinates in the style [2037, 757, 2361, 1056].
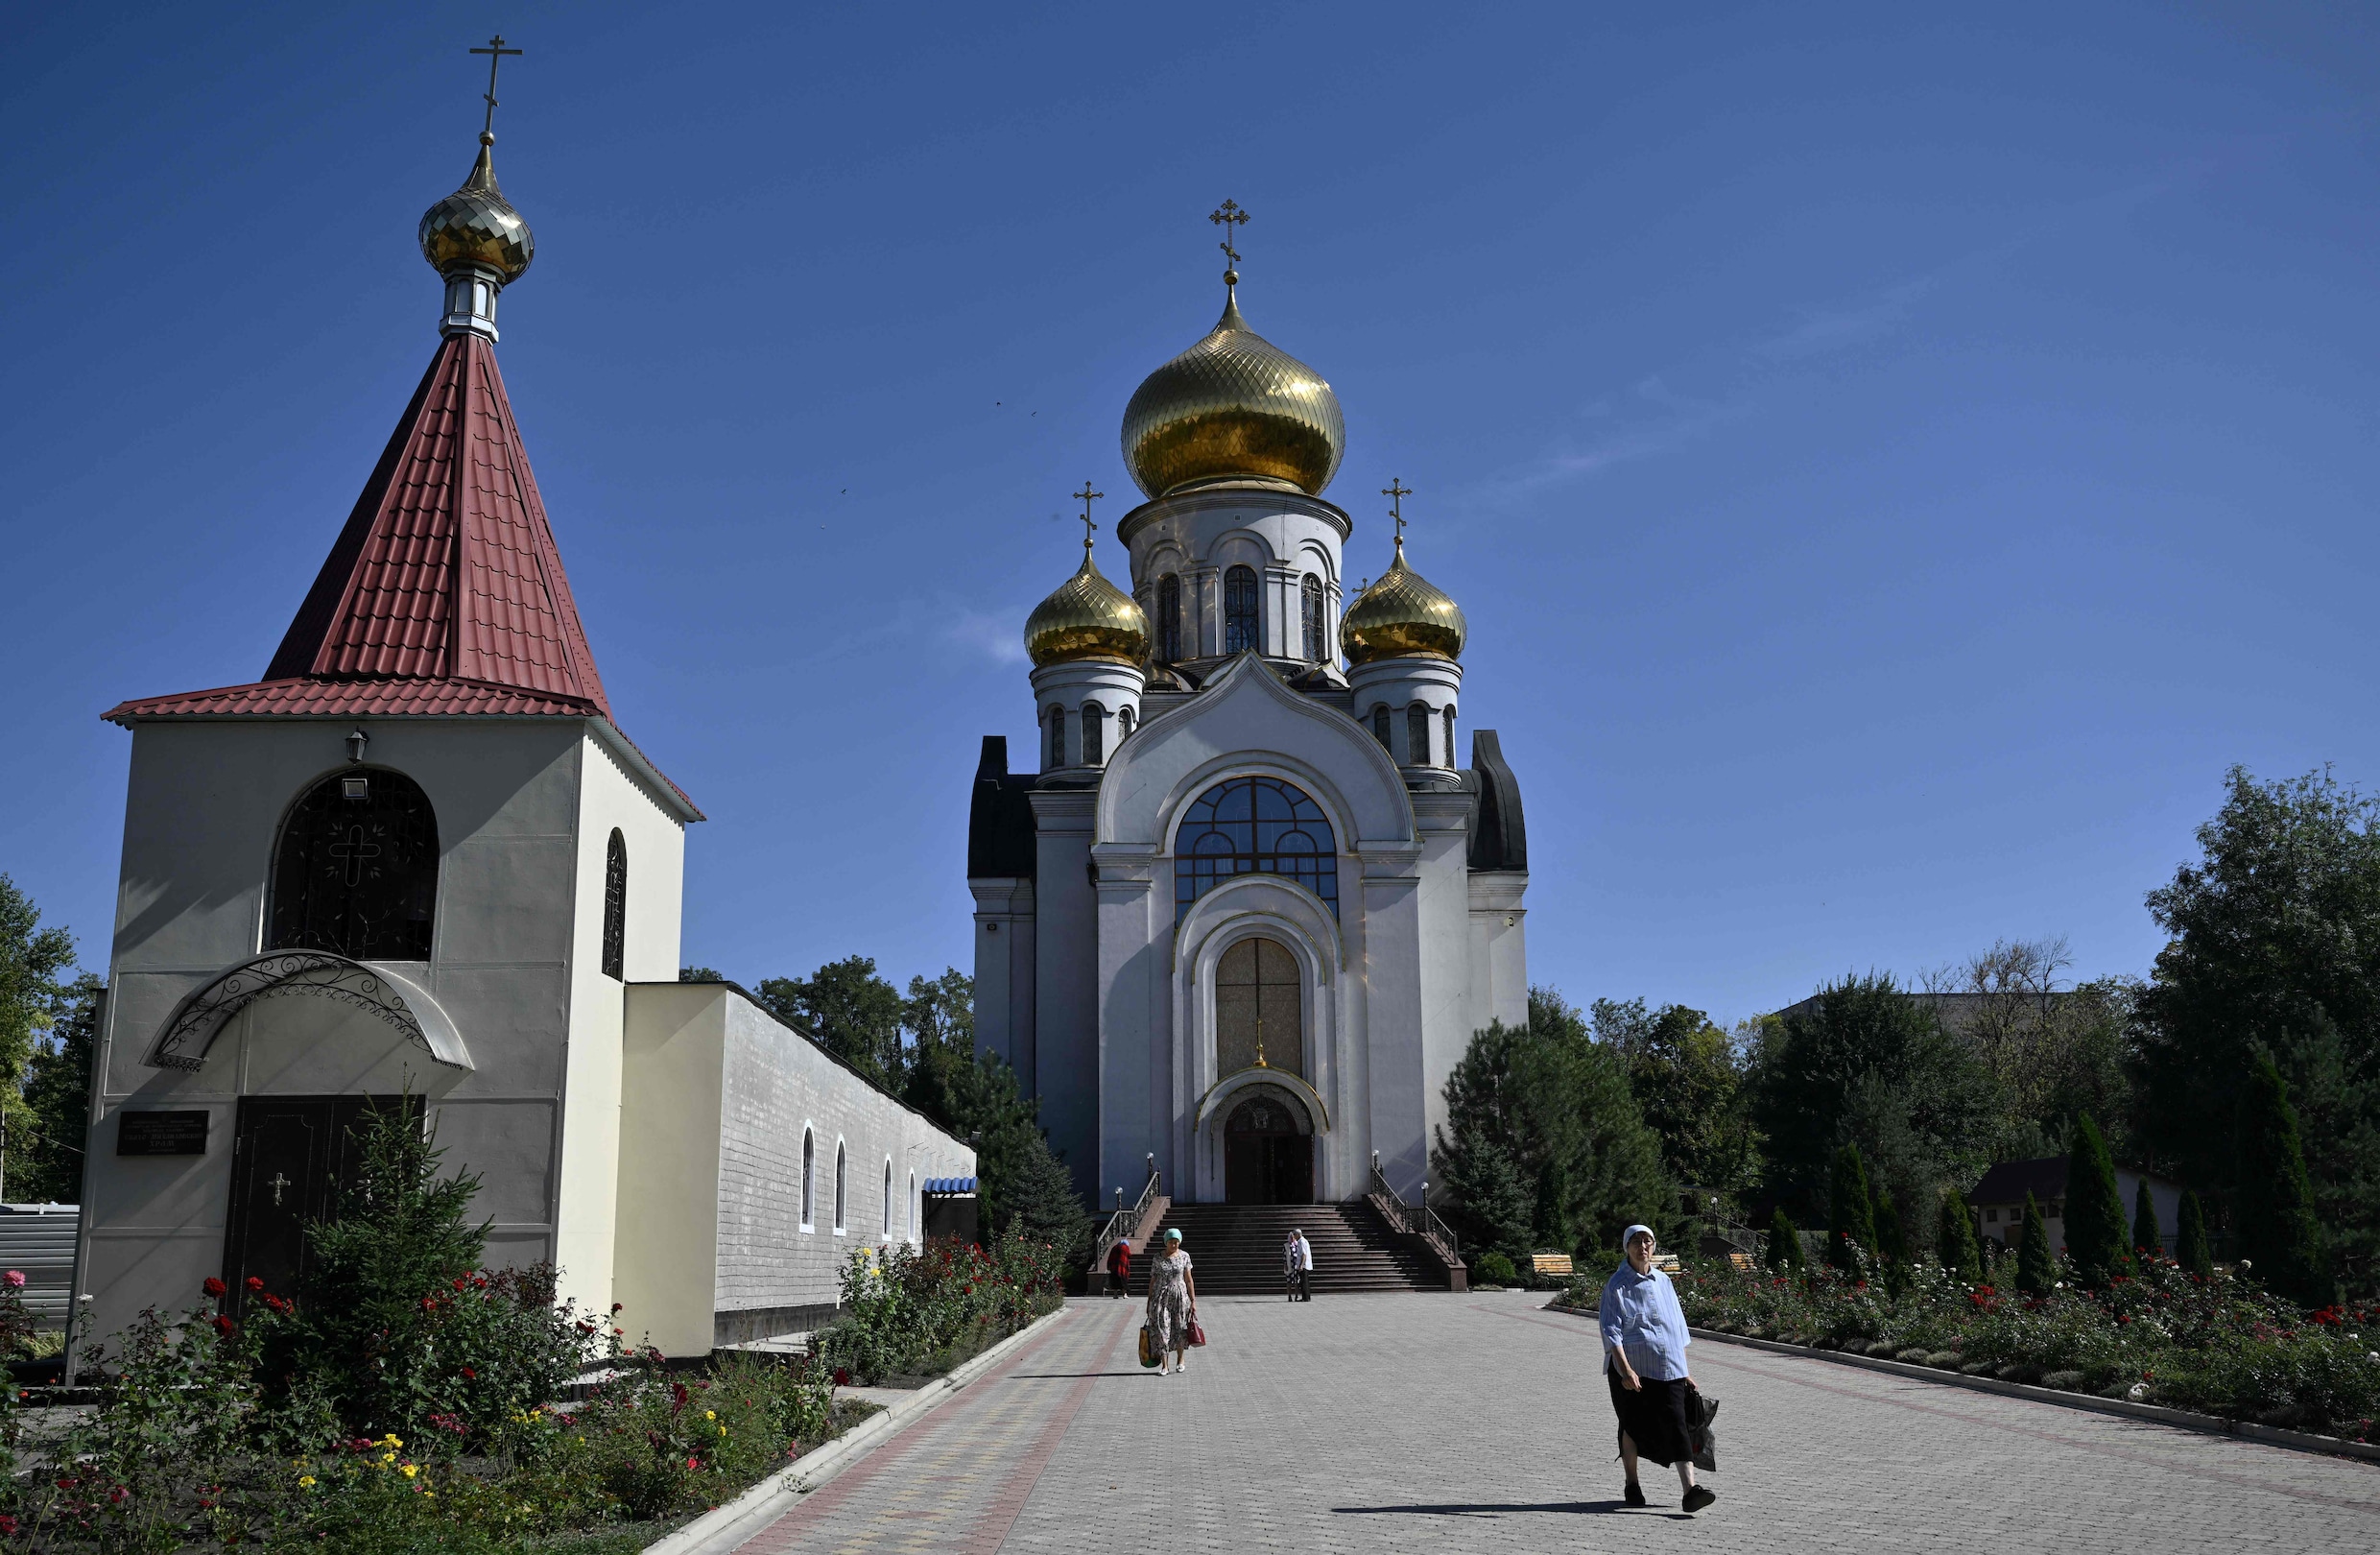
[144, 951, 472, 1073]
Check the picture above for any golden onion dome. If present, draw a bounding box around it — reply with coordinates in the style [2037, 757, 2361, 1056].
[418, 134, 535, 283]
[1341, 538, 1466, 663]
[1121, 293, 1345, 498]
[1024, 547, 1150, 667]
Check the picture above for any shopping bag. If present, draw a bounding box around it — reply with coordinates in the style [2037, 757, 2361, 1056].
[1185, 1317, 1207, 1348]
[1684, 1382, 1720, 1471]
[1137, 1324, 1159, 1368]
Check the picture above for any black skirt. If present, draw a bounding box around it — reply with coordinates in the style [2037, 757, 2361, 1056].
[1606, 1367, 1696, 1468]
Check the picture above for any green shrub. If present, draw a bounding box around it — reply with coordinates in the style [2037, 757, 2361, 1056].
[814, 1230, 1065, 1383]
[2016, 1192, 2055, 1297]
[2063, 1113, 2130, 1286]
[1827, 1146, 1876, 1278]
[2132, 1179, 2161, 1265]
[2235, 1055, 2331, 1307]
[1937, 1188, 1983, 1285]
[1765, 1208, 1805, 1270]
[2177, 1188, 2214, 1277]
[1472, 1251, 1518, 1286]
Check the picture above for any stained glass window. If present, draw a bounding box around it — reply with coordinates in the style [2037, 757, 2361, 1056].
[268, 768, 440, 961]
[601, 830, 627, 979]
[1083, 703, 1106, 765]
[1301, 575, 1326, 661]
[1370, 706, 1392, 751]
[1158, 574, 1182, 662]
[1408, 703, 1432, 767]
[1047, 706, 1066, 770]
[1224, 565, 1259, 655]
[1174, 776, 1338, 921]
[1444, 706, 1458, 768]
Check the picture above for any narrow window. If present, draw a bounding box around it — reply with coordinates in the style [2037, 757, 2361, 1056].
[883, 1160, 892, 1237]
[1118, 706, 1134, 740]
[908, 1171, 917, 1237]
[1047, 706, 1066, 770]
[1408, 704, 1431, 766]
[1443, 706, 1458, 770]
[1224, 565, 1259, 655]
[1157, 574, 1182, 662]
[1083, 702, 1106, 765]
[1370, 706, 1392, 751]
[835, 1141, 847, 1232]
[1301, 575, 1326, 661]
[601, 829, 627, 979]
[801, 1130, 816, 1228]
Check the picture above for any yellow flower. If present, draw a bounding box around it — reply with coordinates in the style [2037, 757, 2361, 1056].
[298, 1475, 316, 1488]
[382, 1452, 396, 1464]
[705, 1410, 716, 1421]
[401, 1464, 418, 1478]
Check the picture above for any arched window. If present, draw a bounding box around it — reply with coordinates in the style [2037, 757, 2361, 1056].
[1157, 574, 1182, 662]
[1224, 565, 1259, 655]
[601, 829, 627, 980]
[1301, 575, 1326, 661]
[834, 1141, 847, 1232]
[1408, 703, 1432, 767]
[908, 1171, 917, 1237]
[882, 1160, 892, 1237]
[1047, 705, 1066, 770]
[1443, 706, 1458, 769]
[1174, 776, 1338, 921]
[269, 768, 440, 961]
[1217, 937, 1304, 1078]
[1118, 706, 1134, 741]
[801, 1129, 816, 1229]
[1370, 706, 1392, 751]
[1083, 702, 1107, 765]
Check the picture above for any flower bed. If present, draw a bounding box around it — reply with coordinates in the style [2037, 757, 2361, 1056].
[812, 1234, 1068, 1386]
[1583, 1254, 2380, 1443]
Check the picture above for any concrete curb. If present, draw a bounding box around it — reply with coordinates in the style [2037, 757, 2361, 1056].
[642, 1304, 1074, 1554]
[1538, 1302, 2380, 1466]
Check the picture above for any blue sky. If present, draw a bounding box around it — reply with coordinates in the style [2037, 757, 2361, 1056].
[6, 2, 2380, 1026]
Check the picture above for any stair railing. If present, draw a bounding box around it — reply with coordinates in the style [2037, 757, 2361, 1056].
[1089, 1164, 1162, 1275]
[1369, 1160, 1460, 1266]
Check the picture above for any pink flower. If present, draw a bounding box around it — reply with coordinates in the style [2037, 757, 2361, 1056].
[2, 1271, 23, 1289]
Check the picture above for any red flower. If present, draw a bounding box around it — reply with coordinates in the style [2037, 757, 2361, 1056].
[833, 1367, 851, 1386]
[461, 1366, 477, 1379]
[245, 1276, 264, 1292]
[212, 1315, 234, 1335]
[202, 1277, 227, 1298]
[687, 1457, 702, 1471]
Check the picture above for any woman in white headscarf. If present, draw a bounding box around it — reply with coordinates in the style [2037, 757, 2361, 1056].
[1599, 1224, 1714, 1513]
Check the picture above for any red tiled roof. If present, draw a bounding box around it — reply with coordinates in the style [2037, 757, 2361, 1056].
[102, 677, 600, 720]
[258, 331, 610, 711]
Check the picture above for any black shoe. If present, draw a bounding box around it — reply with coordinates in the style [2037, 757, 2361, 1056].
[1623, 1482, 1646, 1507]
[1681, 1486, 1715, 1514]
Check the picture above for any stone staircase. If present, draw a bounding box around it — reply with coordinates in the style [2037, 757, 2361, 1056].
[1123, 1202, 1450, 1296]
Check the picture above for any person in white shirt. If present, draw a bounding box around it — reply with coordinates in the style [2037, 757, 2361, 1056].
[1295, 1231, 1315, 1302]
[1283, 1229, 1304, 1301]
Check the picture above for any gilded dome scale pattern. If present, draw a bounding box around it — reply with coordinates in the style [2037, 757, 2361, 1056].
[1341, 538, 1466, 662]
[1024, 548, 1150, 667]
[419, 134, 535, 283]
[1121, 295, 1345, 498]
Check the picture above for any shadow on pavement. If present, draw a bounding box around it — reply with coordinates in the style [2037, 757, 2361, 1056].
[1333, 1499, 1689, 1519]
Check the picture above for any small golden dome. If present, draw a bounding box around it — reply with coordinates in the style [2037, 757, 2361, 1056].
[1121, 294, 1345, 498]
[419, 135, 535, 283]
[1341, 538, 1466, 663]
[1025, 548, 1150, 667]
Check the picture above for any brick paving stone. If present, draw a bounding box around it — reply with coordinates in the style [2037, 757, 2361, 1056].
[738, 1288, 2380, 1553]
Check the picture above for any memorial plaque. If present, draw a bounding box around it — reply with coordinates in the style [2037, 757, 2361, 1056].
[117, 1111, 209, 1157]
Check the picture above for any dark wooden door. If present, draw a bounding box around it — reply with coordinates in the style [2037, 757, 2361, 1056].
[222, 1095, 413, 1315]
[1223, 1092, 1314, 1205]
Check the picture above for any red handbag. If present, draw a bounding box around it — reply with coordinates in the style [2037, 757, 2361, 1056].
[1185, 1316, 1207, 1348]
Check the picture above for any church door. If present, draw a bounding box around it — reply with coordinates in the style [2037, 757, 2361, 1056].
[1223, 1091, 1314, 1205]
[222, 1095, 415, 1317]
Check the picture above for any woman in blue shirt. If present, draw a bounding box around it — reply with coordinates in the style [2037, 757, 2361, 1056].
[1599, 1225, 1715, 1513]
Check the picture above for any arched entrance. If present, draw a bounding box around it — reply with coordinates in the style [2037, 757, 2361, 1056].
[1224, 1087, 1313, 1205]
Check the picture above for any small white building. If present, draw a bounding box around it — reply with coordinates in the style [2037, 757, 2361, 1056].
[69, 126, 968, 1368]
[1967, 1157, 2186, 1256]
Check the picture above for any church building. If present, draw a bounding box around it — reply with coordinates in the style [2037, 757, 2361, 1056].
[69, 108, 970, 1367]
[969, 226, 1530, 1213]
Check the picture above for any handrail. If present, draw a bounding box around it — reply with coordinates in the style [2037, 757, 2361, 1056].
[1369, 1160, 1460, 1265]
[1089, 1166, 1162, 1272]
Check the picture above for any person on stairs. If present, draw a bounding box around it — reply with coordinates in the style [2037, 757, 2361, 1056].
[1147, 1228, 1198, 1375]
[1600, 1225, 1715, 1514]
[1296, 1228, 1315, 1301]
[1106, 1236, 1131, 1298]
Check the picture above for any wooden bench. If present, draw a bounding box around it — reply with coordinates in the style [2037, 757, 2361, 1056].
[1531, 1253, 1574, 1278]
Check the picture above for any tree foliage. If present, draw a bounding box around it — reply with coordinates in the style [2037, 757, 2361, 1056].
[2016, 1191, 2054, 1296]
[1826, 1145, 1876, 1276]
[755, 955, 907, 1088]
[1433, 988, 1673, 1262]
[0, 873, 78, 1195]
[1591, 998, 1763, 1205]
[2136, 766, 2380, 1284]
[2234, 1054, 2330, 1306]
[1937, 1187, 1984, 1284]
[2176, 1187, 2213, 1277]
[2063, 1113, 2130, 1286]
[13, 971, 101, 1204]
[2132, 1178, 2161, 1264]
[1926, 938, 2134, 1160]
[1765, 1206, 1805, 1270]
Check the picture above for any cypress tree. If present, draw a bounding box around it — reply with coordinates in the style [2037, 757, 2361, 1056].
[2131, 1178, 2161, 1264]
[2234, 1054, 2330, 1306]
[1765, 1206, 1805, 1270]
[1937, 1187, 1984, 1284]
[2063, 1113, 2130, 1285]
[1871, 1184, 1908, 1291]
[2175, 1188, 2213, 1277]
[1826, 1145, 1877, 1277]
[2015, 1191, 2055, 1296]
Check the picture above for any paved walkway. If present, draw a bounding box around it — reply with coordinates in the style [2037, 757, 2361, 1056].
[738, 1288, 2380, 1553]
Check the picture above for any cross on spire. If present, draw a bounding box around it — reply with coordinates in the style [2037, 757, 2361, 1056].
[1073, 482, 1104, 552]
[1209, 199, 1249, 290]
[470, 35, 523, 140]
[1383, 479, 1413, 549]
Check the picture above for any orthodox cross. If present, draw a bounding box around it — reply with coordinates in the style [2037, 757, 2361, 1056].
[470, 35, 523, 138]
[1073, 482, 1103, 551]
[269, 1171, 292, 1207]
[1383, 479, 1412, 547]
[1209, 199, 1249, 284]
[329, 825, 382, 886]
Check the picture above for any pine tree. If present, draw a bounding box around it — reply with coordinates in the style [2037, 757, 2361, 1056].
[1765, 1206, 1805, 1270]
[2063, 1112, 2130, 1285]
[1937, 1187, 1984, 1284]
[2015, 1190, 2055, 1296]
[1000, 1130, 1092, 1266]
[1871, 1184, 1908, 1291]
[2234, 1053, 2330, 1306]
[2131, 1178, 2161, 1264]
[2175, 1188, 2213, 1277]
[1826, 1145, 1877, 1277]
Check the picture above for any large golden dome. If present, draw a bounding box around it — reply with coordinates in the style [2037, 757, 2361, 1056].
[1121, 294, 1345, 498]
[1341, 538, 1466, 662]
[1025, 548, 1150, 667]
[419, 135, 535, 283]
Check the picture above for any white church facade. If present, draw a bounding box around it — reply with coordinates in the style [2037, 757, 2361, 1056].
[970, 245, 1531, 1214]
[68, 121, 970, 1367]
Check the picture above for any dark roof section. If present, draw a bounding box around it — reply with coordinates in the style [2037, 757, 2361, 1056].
[1968, 1158, 2068, 1206]
[967, 735, 1037, 879]
[1465, 729, 1527, 871]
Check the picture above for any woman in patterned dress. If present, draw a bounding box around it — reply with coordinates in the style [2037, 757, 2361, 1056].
[1145, 1227, 1199, 1375]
